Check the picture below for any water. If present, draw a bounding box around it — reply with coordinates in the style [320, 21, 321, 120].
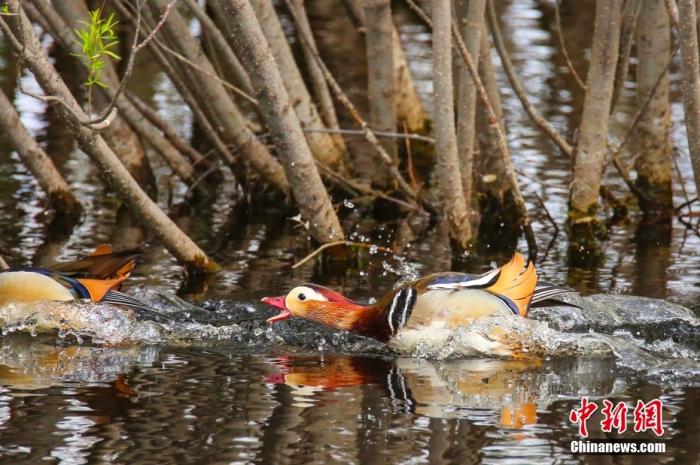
[0, 0, 699, 463]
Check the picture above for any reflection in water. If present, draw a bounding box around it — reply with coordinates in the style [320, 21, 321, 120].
[0, 342, 695, 465]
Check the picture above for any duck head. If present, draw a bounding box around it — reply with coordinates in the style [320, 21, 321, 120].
[262, 284, 369, 330]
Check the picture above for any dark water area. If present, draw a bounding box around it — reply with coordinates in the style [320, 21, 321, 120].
[0, 0, 699, 463]
[0, 337, 698, 464]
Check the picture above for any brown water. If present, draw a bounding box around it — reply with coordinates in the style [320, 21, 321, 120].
[0, 0, 699, 463]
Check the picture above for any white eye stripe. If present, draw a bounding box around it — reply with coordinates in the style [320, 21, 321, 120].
[285, 286, 328, 309]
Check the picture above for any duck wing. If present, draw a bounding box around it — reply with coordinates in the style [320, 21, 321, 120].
[48, 244, 141, 280]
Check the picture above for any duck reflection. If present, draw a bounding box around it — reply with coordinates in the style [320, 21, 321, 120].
[265, 354, 620, 429]
[0, 333, 159, 390]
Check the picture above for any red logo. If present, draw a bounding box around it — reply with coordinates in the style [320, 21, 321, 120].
[633, 399, 665, 436]
[569, 398, 664, 437]
[601, 399, 628, 434]
[569, 397, 598, 437]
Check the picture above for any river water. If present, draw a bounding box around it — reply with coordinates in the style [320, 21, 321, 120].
[0, 0, 698, 463]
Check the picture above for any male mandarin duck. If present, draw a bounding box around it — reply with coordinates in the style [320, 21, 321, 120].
[0, 244, 155, 313]
[262, 253, 571, 356]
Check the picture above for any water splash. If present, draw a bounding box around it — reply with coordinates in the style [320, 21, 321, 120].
[0, 291, 697, 386]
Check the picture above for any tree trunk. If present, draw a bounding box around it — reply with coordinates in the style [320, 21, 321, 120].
[49, 0, 154, 188]
[471, 34, 520, 252]
[4, 3, 218, 272]
[182, 0, 255, 98]
[634, 0, 672, 213]
[219, 0, 344, 243]
[364, 0, 397, 186]
[391, 19, 426, 133]
[148, 0, 289, 193]
[474, 34, 508, 206]
[245, 0, 347, 172]
[611, 0, 643, 110]
[569, 0, 623, 228]
[432, 0, 472, 247]
[0, 88, 81, 214]
[455, 0, 486, 220]
[341, 0, 427, 132]
[289, 0, 344, 150]
[678, 0, 700, 198]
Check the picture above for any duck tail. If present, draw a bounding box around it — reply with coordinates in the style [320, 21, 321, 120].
[530, 281, 578, 307]
[486, 253, 538, 316]
[101, 290, 170, 323]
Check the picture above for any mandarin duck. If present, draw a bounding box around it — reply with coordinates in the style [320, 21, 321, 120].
[262, 253, 572, 356]
[0, 244, 157, 315]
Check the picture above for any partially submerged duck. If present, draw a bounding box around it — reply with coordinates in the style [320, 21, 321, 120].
[0, 244, 157, 315]
[262, 253, 572, 356]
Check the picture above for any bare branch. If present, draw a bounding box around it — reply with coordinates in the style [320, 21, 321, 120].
[553, 0, 586, 91]
[302, 127, 435, 144]
[487, 0, 573, 156]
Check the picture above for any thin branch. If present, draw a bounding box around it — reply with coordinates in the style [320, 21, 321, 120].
[125, 91, 210, 167]
[134, 0, 176, 54]
[302, 127, 435, 144]
[534, 192, 559, 235]
[672, 150, 692, 210]
[403, 121, 420, 191]
[665, 0, 679, 26]
[0, 13, 22, 50]
[292, 240, 393, 269]
[79, 0, 149, 128]
[184, 160, 222, 199]
[487, 0, 573, 156]
[611, 0, 642, 110]
[553, 0, 586, 91]
[675, 196, 698, 213]
[316, 161, 422, 211]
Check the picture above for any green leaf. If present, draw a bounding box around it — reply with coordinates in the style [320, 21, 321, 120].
[103, 51, 121, 60]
